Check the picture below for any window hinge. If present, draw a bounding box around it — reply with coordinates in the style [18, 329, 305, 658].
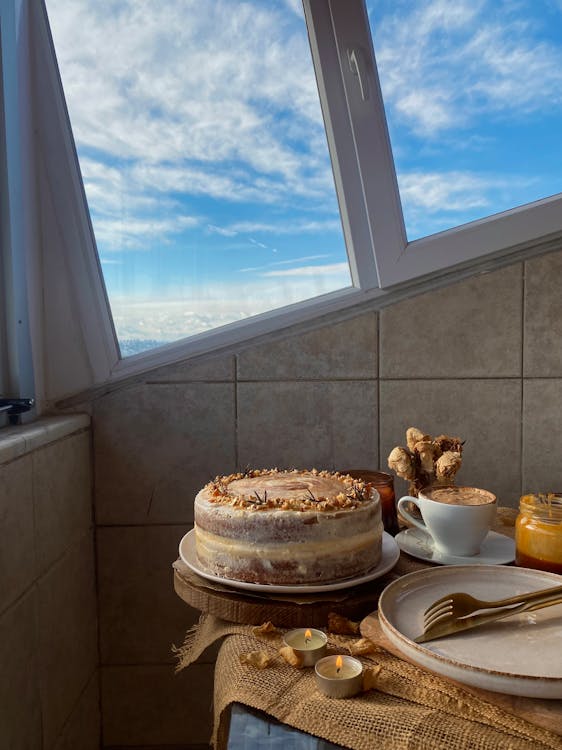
[347, 47, 369, 101]
[0, 398, 35, 425]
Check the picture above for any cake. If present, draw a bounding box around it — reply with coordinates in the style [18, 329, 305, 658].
[194, 468, 383, 585]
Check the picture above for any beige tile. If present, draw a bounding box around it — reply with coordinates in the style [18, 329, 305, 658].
[94, 382, 236, 525]
[37, 532, 98, 749]
[522, 379, 562, 492]
[0, 431, 27, 464]
[33, 431, 93, 575]
[237, 381, 378, 471]
[237, 312, 377, 380]
[101, 663, 214, 745]
[52, 672, 100, 750]
[380, 379, 522, 507]
[0, 455, 35, 614]
[0, 415, 90, 465]
[146, 351, 235, 382]
[524, 250, 562, 376]
[97, 525, 200, 665]
[0, 591, 42, 750]
[380, 264, 523, 378]
[24, 416, 90, 451]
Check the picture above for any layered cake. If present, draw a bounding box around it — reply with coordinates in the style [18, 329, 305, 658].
[194, 468, 383, 585]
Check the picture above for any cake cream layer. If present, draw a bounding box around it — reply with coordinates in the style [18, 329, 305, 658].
[195, 525, 382, 584]
[196, 525, 379, 562]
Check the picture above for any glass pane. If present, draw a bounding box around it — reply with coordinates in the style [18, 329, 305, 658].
[46, 0, 351, 357]
[367, 0, 562, 241]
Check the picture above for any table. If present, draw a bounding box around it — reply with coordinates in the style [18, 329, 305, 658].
[226, 704, 342, 750]
[174, 511, 562, 750]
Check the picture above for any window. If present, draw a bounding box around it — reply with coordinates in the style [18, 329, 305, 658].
[368, 0, 562, 242]
[45, 0, 353, 357]
[3, 0, 562, 400]
[307, 0, 562, 288]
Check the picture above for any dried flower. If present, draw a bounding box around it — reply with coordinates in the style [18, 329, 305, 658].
[279, 645, 304, 668]
[328, 612, 360, 635]
[240, 651, 275, 669]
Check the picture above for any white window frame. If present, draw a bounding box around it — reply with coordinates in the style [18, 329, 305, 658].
[0, 0, 36, 420]
[306, 0, 562, 288]
[4, 0, 562, 403]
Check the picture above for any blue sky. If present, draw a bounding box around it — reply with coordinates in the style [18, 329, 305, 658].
[369, 0, 562, 238]
[46, 0, 562, 350]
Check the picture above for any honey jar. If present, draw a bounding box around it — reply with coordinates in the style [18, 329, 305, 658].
[515, 494, 562, 574]
[341, 469, 399, 535]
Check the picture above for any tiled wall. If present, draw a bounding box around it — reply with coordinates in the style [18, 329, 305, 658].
[0, 416, 99, 750]
[92, 250, 562, 748]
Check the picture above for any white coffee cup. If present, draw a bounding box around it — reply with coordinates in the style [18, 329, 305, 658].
[397, 486, 497, 557]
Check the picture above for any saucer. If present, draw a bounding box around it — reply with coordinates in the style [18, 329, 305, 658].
[395, 527, 515, 565]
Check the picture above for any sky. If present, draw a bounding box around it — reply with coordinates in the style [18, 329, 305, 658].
[46, 0, 562, 354]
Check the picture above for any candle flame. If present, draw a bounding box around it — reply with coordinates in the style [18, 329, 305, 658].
[305, 629, 312, 639]
[336, 654, 343, 673]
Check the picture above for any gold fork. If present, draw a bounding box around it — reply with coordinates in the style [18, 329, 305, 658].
[415, 585, 562, 644]
[422, 583, 562, 632]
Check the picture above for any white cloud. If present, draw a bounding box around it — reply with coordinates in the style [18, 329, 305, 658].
[398, 169, 535, 213]
[207, 224, 238, 237]
[47, 0, 328, 173]
[93, 214, 200, 251]
[261, 262, 349, 278]
[110, 266, 351, 343]
[226, 219, 342, 234]
[99, 257, 122, 265]
[45, 0, 340, 260]
[239, 254, 332, 272]
[371, 0, 562, 136]
[283, 0, 304, 18]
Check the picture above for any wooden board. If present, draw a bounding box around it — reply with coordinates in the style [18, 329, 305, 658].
[173, 559, 394, 628]
[361, 611, 562, 738]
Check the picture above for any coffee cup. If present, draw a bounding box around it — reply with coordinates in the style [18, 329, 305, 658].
[397, 486, 497, 557]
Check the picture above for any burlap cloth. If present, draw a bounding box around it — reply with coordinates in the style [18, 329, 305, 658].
[175, 614, 562, 750]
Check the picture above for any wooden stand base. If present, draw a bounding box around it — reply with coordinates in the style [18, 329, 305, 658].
[173, 559, 393, 628]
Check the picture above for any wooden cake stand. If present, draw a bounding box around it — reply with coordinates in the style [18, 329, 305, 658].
[173, 558, 403, 628]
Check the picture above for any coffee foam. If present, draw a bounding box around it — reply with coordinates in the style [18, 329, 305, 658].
[424, 486, 495, 506]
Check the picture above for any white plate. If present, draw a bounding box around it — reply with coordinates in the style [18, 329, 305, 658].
[395, 527, 515, 566]
[179, 529, 400, 594]
[378, 565, 562, 698]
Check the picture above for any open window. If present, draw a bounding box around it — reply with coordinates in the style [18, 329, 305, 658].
[4, 0, 562, 401]
[308, 0, 562, 287]
[44, 0, 356, 359]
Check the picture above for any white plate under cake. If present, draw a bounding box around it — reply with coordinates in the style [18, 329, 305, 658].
[193, 468, 383, 585]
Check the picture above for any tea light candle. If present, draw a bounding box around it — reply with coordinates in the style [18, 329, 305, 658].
[283, 628, 327, 666]
[315, 655, 363, 698]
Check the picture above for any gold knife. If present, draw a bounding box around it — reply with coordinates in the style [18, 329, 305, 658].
[414, 595, 562, 644]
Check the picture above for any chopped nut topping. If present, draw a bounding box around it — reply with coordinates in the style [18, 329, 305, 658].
[203, 469, 373, 512]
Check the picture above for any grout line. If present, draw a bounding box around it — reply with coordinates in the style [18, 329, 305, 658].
[234, 355, 239, 470]
[145, 379, 234, 385]
[376, 312, 381, 470]
[0, 582, 36, 624]
[96, 522, 194, 529]
[520, 262, 526, 496]
[89, 425, 105, 747]
[231, 375, 531, 383]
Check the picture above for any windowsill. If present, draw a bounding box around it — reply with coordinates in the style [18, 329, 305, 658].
[0, 414, 90, 465]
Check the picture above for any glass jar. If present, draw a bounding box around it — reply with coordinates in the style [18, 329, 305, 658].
[515, 494, 562, 574]
[341, 469, 399, 536]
